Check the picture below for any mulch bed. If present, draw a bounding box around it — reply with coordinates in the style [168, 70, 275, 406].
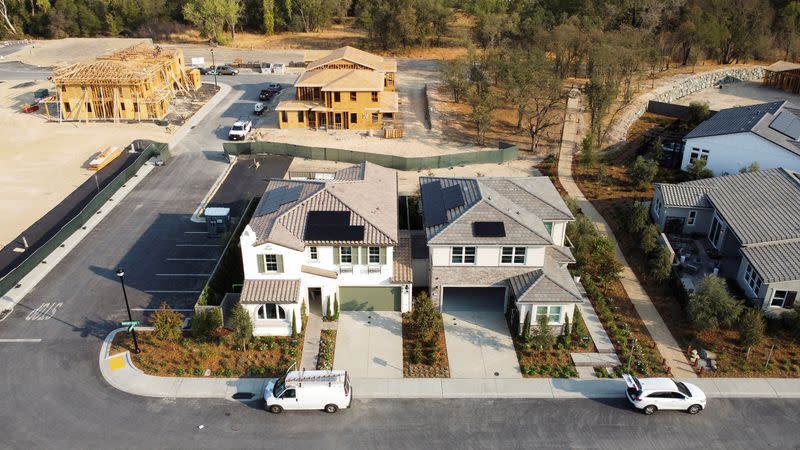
[317, 330, 337, 370]
[402, 314, 450, 378]
[111, 330, 303, 378]
[511, 313, 596, 378]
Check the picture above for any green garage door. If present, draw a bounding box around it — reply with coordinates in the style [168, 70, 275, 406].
[339, 286, 401, 311]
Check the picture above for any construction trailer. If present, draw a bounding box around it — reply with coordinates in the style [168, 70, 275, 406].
[43, 45, 202, 122]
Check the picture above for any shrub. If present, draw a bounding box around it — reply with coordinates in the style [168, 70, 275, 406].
[647, 245, 673, 283]
[192, 308, 223, 339]
[739, 308, 765, 354]
[685, 159, 713, 180]
[326, 295, 333, 319]
[624, 202, 649, 235]
[530, 314, 556, 350]
[153, 303, 183, 342]
[574, 234, 623, 287]
[640, 224, 660, 255]
[522, 309, 532, 340]
[739, 161, 760, 173]
[291, 310, 298, 339]
[571, 307, 586, 343]
[333, 294, 340, 321]
[580, 135, 597, 165]
[688, 275, 743, 330]
[628, 156, 658, 190]
[229, 303, 253, 351]
[686, 101, 711, 126]
[411, 291, 438, 339]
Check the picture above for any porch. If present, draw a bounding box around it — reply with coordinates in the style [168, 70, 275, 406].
[666, 234, 740, 293]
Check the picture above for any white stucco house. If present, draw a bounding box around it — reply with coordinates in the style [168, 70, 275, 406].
[651, 168, 800, 313]
[238, 162, 412, 336]
[418, 175, 583, 334]
[681, 100, 800, 175]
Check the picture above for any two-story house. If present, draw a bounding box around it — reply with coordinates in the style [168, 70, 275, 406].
[238, 162, 413, 336]
[651, 168, 800, 312]
[275, 46, 398, 131]
[419, 176, 583, 334]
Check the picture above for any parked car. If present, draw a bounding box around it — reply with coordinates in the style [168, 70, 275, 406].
[198, 66, 214, 75]
[264, 368, 352, 414]
[253, 102, 266, 116]
[228, 119, 252, 141]
[211, 65, 239, 76]
[623, 374, 706, 415]
[265, 83, 282, 92]
[259, 89, 274, 101]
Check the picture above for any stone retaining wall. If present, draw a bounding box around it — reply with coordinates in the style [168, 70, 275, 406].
[605, 66, 765, 147]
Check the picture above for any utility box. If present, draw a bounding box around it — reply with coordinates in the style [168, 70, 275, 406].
[205, 207, 231, 236]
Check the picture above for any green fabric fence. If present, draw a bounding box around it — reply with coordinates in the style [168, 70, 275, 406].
[0, 142, 170, 299]
[223, 141, 518, 170]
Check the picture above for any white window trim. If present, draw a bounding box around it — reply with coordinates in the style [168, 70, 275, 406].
[500, 247, 526, 265]
[451, 246, 476, 265]
[308, 246, 318, 262]
[264, 254, 279, 272]
[744, 263, 763, 295]
[687, 210, 697, 226]
[368, 246, 380, 264]
[653, 197, 662, 218]
[534, 305, 563, 325]
[256, 304, 287, 320]
[340, 246, 353, 264]
[770, 290, 796, 308]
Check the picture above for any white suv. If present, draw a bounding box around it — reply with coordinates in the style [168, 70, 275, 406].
[228, 120, 252, 141]
[624, 374, 706, 415]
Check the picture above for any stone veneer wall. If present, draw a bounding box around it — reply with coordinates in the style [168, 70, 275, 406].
[605, 66, 766, 148]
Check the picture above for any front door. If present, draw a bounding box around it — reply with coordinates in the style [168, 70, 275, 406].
[308, 288, 322, 316]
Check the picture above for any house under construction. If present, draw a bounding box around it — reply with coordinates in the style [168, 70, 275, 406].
[43, 44, 202, 122]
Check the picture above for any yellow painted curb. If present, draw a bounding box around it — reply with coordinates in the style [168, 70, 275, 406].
[108, 354, 126, 371]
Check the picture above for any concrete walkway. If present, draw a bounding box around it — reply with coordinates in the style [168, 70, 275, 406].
[333, 312, 403, 378]
[442, 311, 521, 379]
[300, 313, 322, 370]
[101, 328, 800, 400]
[577, 301, 615, 353]
[558, 89, 696, 378]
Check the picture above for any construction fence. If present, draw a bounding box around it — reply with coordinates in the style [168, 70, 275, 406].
[0, 142, 170, 299]
[223, 141, 519, 171]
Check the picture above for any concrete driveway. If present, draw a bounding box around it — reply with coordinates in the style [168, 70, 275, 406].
[443, 311, 521, 379]
[333, 311, 403, 378]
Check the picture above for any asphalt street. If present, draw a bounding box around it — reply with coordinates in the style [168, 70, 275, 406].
[1, 68, 799, 449]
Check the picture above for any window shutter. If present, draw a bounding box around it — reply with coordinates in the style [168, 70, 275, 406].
[333, 246, 340, 264]
[380, 247, 386, 264]
[276, 255, 284, 273]
[786, 291, 797, 308]
[256, 254, 265, 273]
[360, 247, 367, 265]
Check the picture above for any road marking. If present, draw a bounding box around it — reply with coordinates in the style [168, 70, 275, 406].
[132, 308, 194, 312]
[145, 290, 202, 294]
[0, 339, 42, 343]
[25, 302, 62, 321]
[166, 258, 217, 261]
[109, 354, 126, 371]
[184, 231, 207, 234]
[175, 244, 218, 247]
[155, 273, 211, 277]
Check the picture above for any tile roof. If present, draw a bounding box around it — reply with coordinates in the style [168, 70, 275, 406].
[420, 176, 574, 245]
[306, 46, 394, 72]
[240, 279, 300, 304]
[656, 184, 713, 208]
[546, 246, 576, 265]
[658, 168, 800, 244]
[508, 253, 583, 304]
[391, 230, 413, 283]
[248, 162, 398, 250]
[741, 241, 800, 283]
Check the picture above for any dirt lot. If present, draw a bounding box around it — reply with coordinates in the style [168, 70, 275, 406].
[5, 38, 152, 67]
[674, 80, 800, 110]
[0, 79, 168, 247]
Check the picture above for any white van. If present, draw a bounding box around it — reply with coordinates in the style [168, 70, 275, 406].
[264, 368, 352, 414]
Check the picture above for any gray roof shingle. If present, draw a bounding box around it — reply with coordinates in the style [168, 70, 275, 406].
[508, 254, 582, 304]
[741, 241, 800, 283]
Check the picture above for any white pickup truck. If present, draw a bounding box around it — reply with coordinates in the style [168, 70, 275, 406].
[228, 119, 252, 141]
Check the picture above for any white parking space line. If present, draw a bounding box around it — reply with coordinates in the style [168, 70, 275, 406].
[155, 273, 211, 277]
[145, 290, 202, 294]
[184, 231, 207, 234]
[0, 339, 42, 343]
[131, 308, 194, 312]
[25, 302, 62, 321]
[166, 258, 217, 261]
[175, 244, 218, 247]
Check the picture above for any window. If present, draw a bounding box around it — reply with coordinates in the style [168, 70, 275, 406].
[350, 113, 357, 124]
[86, 102, 92, 113]
[543, 222, 553, 236]
[309, 246, 318, 261]
[744, 263, 763, 295]
[133, 103, 139, 113]
[64, 102, 71, 113]
[709, 215, 724, 248]
[371, 113, 379, 124]
[257, 304, 286, 320]
[281, 111, 288, 122]
[340, 246, 352, 264]
[771, 290, 798, 308]
[368, 246, 380, 264]
[298, 111, 304, 122]
[264, 254, 279, 272]
[653, 197, 662, 217]
[281, 388, 296, 399]
[535, 306, 562, 325]
[61, 85, 66, 93]
[371, 91, 379, 102]
[334, 92, 340, 102]
[501, 247, 526, 264]
[121, 102, 126, 111]
[690, 148, 709, 162]
[687, 210, 697, 225]
[350, 92, 357, 101]
[451, 246, 476, 264]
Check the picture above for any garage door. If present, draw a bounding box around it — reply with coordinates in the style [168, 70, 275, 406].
[443, 287, 506, 312]
[339, 286, 401, 311]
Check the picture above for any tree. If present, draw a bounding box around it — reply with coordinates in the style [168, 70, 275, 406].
[628, 156, 658, 190]
[291, 310, 298, 338]
[585, 77, 618, 139]
[530, 314, 556, 350]
[326, 295, 333, 319]
[580, 135, 597, 166]
[183, 0, 241, 43]
[152, 303, 182, 341]
[647, 245, 673, 283]
[686, 101, 711, 126]
[411, 291, 438, 339]
[685, 159, 713, 180]
[229, 303, 253, 351]
[574, 234, 623, 287]
[262, 0, 275, 34]
[466, 84, 498, 146]
[571, 307, 586, 343]
[738, 308, 764, 359]
[0, 0, 18, 36]
[624, 202, 649, 235]
[739, 161, 760, 173]
[688, 275, 743, 330]
[192, 308, 223, 339]
[640, 224, 660, 255]
[511, 51, 565, 151]
[522, 308, 532, 340]
[439, 58, 469, 103]
[333, 294, 339, 321]
[356, 0, 452, 50]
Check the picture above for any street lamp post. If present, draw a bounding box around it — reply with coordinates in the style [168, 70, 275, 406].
[115, 267, 140, 354]
[210, 48, 218, 89]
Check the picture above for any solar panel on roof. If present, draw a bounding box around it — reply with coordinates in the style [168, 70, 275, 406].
[304, 211, 363, 241]
[473, 221, 506, 237]
[307, 210, 350, 225]
[769, 111, 800, 140]
[442, 185, 465, 209]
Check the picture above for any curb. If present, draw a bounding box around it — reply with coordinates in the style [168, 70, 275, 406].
[168, 81, 232, 150]
[189, 155, 236, 223]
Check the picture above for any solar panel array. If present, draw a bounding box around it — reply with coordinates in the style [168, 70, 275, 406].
[472, 221, 506, 237]
[769, 111, 800, 140]
[304, 210, 365, 241]
[422, 181, 465, 228]
[260, 185, 303, 214]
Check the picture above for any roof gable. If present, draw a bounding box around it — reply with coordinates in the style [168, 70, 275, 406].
[307, 46, 386, 71]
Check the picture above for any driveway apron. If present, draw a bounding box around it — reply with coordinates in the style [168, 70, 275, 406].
[334, 311, 403, 378]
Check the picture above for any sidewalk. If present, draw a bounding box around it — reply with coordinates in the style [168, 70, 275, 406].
[557, 89, 696, 378]
[100, 328, 800, 400]
[300, 313, 322, 370]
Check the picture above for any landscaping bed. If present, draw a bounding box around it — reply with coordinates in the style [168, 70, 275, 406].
[511, 310, 595, 378]
[111, 331, 302, 378]
[316, 330, 337, 370]
[401, 314, 450, 378]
